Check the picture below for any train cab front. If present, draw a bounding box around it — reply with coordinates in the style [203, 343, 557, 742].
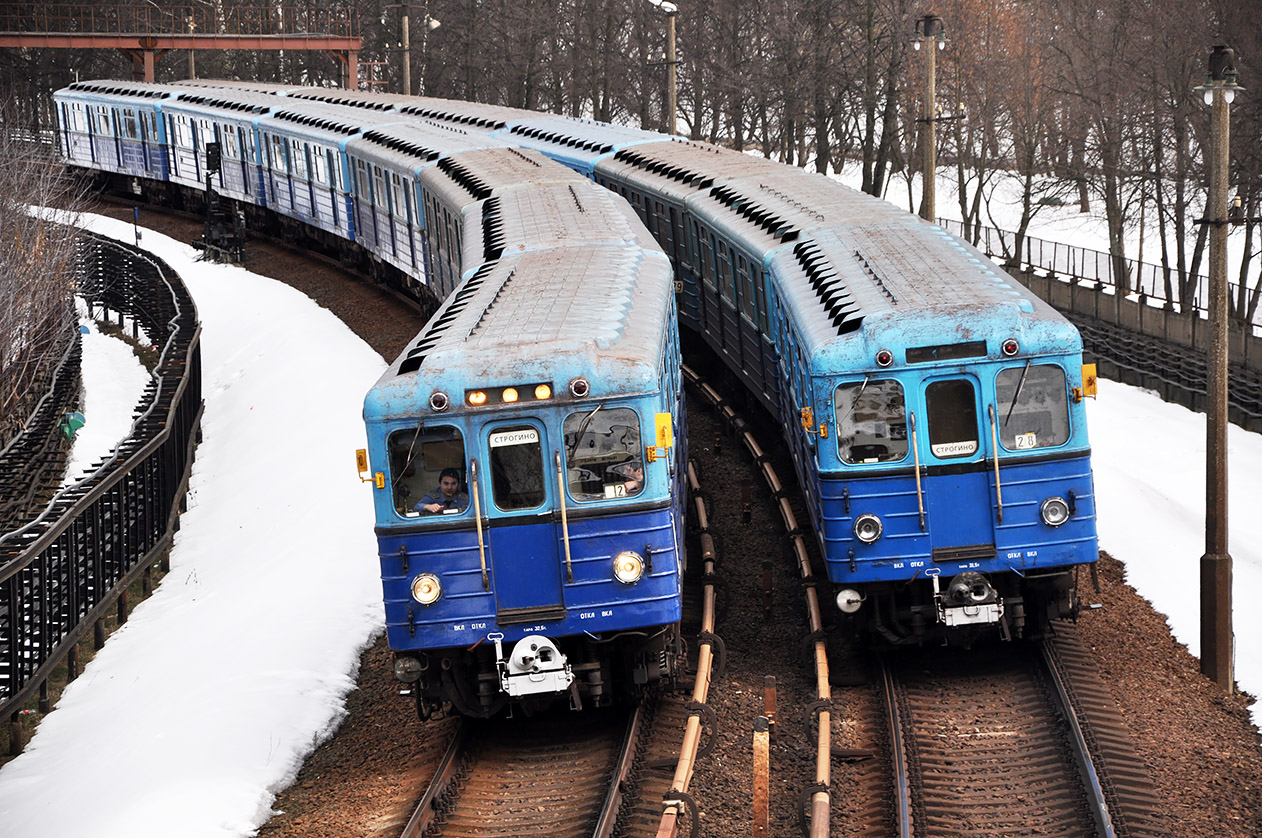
[812, 335, 1099, 645]
[364, 377, 686, 719]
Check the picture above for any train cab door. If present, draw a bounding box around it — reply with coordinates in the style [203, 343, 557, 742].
[919, 376, 996, 562]
[479, 422, 566, 624]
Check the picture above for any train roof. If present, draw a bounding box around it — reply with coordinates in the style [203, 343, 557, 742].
[397, 97, 527, 132]
[287, 87, 417, 111]
[460, 182, 660, 267]
[345, 122, 512, 172]
[168, 79, 297, 95]
[57, 80, 185, 101]
[365, 244, 674, 419]
[768, 220, 1077, 370]
[165, 88, 279, 116]
[418, 146, 586, 208]
[257, 99, 402, 139]
[598, 139, 784, 203]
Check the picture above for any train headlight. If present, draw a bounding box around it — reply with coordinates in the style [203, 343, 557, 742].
[836, 588, 864, 614]
[613, 551, 645, 584]
[570, 377, 590, 398]
[1040, 497, 1070, 527]
[467, 390, 487, 406]
[535, 384, 552, 400]
[429, 391, 449, 412]
[502, 387, 519, 403]
[853, 513, 883, 544]
[410, 573, 443, 605]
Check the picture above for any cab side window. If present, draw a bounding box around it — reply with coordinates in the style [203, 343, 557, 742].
[563, 407, 643, 500]
[835, 380, 908, 464]
[388, 426, 466, 517]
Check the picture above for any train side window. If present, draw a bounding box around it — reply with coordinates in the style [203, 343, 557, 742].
[96, 106, 111, 135]
[995, 364, 1070, 450]
[391, 172, 409, 219]
[269, 134, 287, 174]
[563, 407, 643, 501]
[354, 159, 371, 200]
[290, 139, 308, 180]
[737, 254, 756, 321]
[312, 146, 329, 185]
[489, 425, 546, 511]
[835, 380, 909, 464]
[374, 166, 388, 212]
[122, 109, 138, 140]
[717, 241, 735, 303]
[925, 379, 980, 458]
[387, 426, 467, 518]
[700, 228, 716, 290]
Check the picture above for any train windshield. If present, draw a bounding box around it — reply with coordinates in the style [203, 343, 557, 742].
[925, 379, 980, 458]
[834, 379, 909, 464]
[488, 425, 546, 511]
[387, 426, 466, 517]
[563, 407, 644, 500]
[995, 364, 1070, 450]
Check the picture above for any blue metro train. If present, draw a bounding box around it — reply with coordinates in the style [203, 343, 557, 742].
[54, 80, 687, 717]
[54, 78, 1098, 667]
[267, 88, 1101, 643]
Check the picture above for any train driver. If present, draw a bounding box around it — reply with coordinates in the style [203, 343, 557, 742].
[415, 468, 469, 514]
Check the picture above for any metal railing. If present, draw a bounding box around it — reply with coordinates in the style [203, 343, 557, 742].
[937, 218, 1260, 327]
[0, 232, 202, 733]
[0, 4, 359, 37]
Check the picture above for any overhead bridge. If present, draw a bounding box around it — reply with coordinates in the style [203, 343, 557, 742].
[0, 4, 361, 85]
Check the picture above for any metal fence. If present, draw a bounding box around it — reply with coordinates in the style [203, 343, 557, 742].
[937, 218, 1260, 327]
[0, 233, 202, 736]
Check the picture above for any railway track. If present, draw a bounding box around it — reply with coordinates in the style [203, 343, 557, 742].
[880, 623, 1164, 838]
[398, 707, 642, 838]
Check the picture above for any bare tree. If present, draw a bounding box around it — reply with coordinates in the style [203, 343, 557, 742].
[0, 126, 86, 446]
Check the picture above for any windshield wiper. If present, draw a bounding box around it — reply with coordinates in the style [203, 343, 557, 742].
[566, 403, 604, 459]
[1004, 361, 1032, 427]
[842, 375, 870, 422]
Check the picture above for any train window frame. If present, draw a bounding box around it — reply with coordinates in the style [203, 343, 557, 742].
[737, 253, 756, 322]
[391, 171, 409, 219]
[387, 425, 468, 519]
[924, 378, 981, 459]
[312, 145, 329, 185]
[355, 159, 371, 200]
[268, 133, 288, 174]
[374, 165, 388, 214]
[487, 424, 547, 512]
[834, 379, 910, 465]
[563, 407, 645, 502]
[122, 108, 138, 140]
[994, 364, 1071, 451]
[96, 106, 110, 135]
[290, 138, 309, 180]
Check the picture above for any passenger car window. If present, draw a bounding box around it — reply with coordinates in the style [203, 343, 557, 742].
[489, 425, 545, 511]
[387, 426, 466, 517]
[995, 364, 1070, 450]
[564, 407, 644, 500]
[925, 379, 979, 458]
[835, 380, 908, 464]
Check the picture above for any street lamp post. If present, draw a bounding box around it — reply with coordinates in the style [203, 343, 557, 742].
[386, 4, 440, 96]
[911, 14, 946, 222]
[646, 0, 678, 136]
[1194, 45, 1243, 692]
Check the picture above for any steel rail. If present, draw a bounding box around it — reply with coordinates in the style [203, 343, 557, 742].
[397, 720, 469, 838]
[593, 702, 647, 838]
[654, 458, 721, 838]
[1038, 638, 1117, 838]
[877, 657, 913, 838]
[680, 364, 832, 838]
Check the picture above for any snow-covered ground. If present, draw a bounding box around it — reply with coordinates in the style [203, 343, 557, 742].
[0, 182, 1258, 837]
